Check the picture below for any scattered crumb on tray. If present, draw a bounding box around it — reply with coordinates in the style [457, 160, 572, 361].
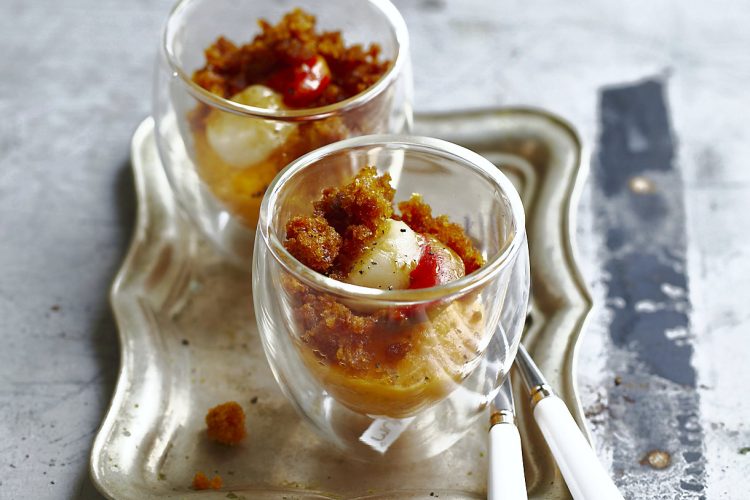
[206, 401, 247, 445]
[192, 471, 222, 490]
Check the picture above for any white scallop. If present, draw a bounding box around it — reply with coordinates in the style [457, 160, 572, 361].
[205, 85, 295, 168]
[347, 219, 423, 290]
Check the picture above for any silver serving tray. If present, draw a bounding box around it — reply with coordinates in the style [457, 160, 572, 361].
[91, 109, 589, 499]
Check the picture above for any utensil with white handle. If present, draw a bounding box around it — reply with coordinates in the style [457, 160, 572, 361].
[488, 374, 528, 500]
[515, 344, 624, 500]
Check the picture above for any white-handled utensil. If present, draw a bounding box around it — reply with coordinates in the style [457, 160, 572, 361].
[515, 344, 624, 500]
[488, 374, 528, 500]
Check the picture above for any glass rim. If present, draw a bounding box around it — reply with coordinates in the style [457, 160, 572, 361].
[257, 134, 527, 303]
[162, 0, 409, 121]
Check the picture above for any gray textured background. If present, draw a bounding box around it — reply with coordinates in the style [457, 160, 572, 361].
[1, 0, 749, 498]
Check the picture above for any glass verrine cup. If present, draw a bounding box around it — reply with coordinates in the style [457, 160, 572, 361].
[153, 0, 412, 266]
[253, 135, 530, 461]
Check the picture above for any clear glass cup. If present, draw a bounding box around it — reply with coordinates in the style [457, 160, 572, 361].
[253, 135, 530, 462]
[153, 0, 412, 266]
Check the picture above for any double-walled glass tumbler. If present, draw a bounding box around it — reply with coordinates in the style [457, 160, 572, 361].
[253, 136, 530, 461]
[153, 0, 412, 264]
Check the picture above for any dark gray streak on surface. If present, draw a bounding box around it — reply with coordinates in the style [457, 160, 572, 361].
[594, 78, 706, 497]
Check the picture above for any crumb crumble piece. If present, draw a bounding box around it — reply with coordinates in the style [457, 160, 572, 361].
[205, 401, 246, 445]
[192, 471, 222, 490]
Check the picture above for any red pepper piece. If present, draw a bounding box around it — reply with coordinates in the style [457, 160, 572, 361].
[409, 242, 463, 290]
[268, 55, 331, 107]
[409, 245, 441, 289]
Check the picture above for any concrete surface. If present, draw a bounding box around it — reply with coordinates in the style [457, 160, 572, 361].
[1, 0, 749, 498]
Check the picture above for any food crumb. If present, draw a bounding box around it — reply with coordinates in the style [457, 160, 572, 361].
[206, 401, 247, 445]
[192, 471, 222, 490]
[250, 396, 258, 404]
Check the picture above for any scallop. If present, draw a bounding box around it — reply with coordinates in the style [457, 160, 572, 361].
[205, 85, 295, 168]
[346, 219, 423, 290]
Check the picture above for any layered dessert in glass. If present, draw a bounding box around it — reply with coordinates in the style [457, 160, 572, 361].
[189, 9, 393, 229]
[281, 167, 487, 417]
[254, 136, 529, 460]
[154, 0, 411, 263]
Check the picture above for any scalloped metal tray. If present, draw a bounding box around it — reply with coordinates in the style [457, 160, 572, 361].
[91, 108, 589, 499]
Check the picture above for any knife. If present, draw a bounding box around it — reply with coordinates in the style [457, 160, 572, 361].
[488, 374, 528, 500]
[515, 344, 624, 500]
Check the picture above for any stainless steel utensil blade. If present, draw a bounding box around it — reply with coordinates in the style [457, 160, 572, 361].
[493, 373, 515, 415]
